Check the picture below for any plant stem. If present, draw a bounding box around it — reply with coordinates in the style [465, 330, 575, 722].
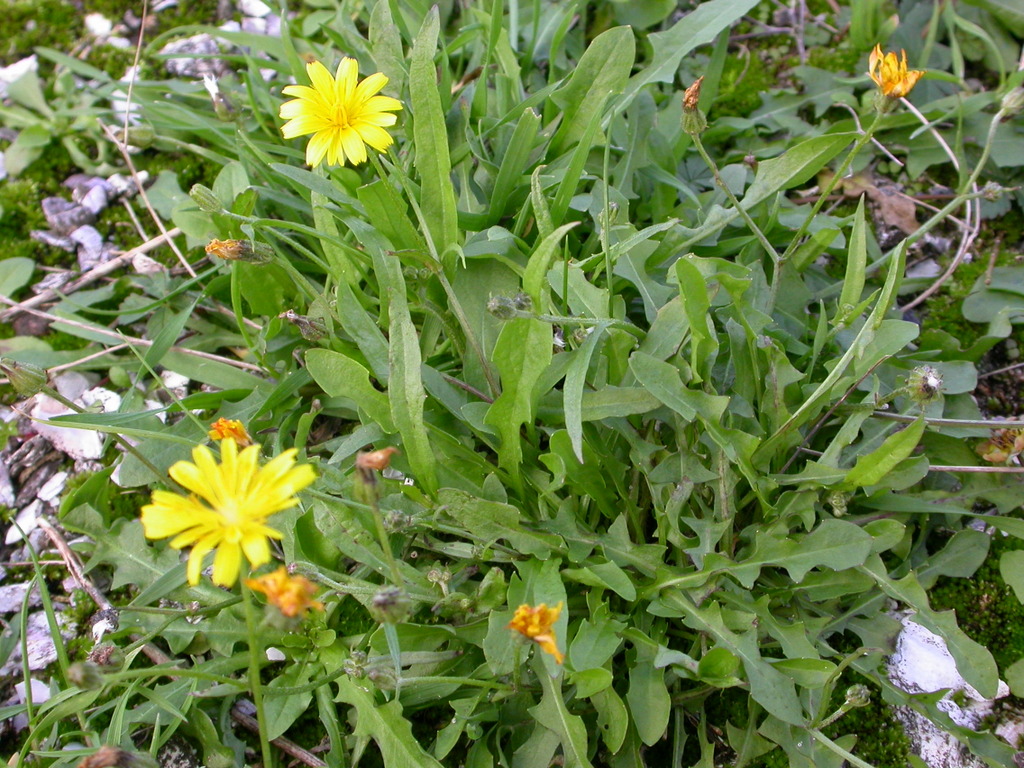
[241, 582, 274, 768]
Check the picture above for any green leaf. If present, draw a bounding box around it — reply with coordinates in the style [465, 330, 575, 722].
[729, 520, 874, 588]
[335, 677, 445, 768]
[410, 7, 458, 259]
[622, 0, 761, 103]
[741, 133, 856, 210]
[483, 318, 553, 481]
[625, 657, 671, 746]
[530, 660, 594, 768]
[836, 196, 868, 325]
[840, 417, 926, 491]
[564, 322, 608, 462]
[0, 257, 34, 297]
[305, 349, 395, 432]
[562, 561, 636, 600]
[437, 488, 560, 558]
[264, 664, 314, 740]
[591, 687, 629, 753]
[571, 668, 613, 698]
[1000, 550, 1024, 603]
[661, 592, 805, 725]
[377, 253, 437, 494]
[523, 222, 579, 310]
[963, 0, 1024, 35]
[551, 26, 635, 154]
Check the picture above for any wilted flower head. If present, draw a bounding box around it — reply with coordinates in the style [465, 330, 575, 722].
[508, 602, 564, 664]
[977, 427, 1024, 464]
[907, 365, 943, 404]
[279, 58, 403, 167]
[245, 566, 324, 618]
[140, 439, 316, 586]
[868, 45, 924, 100]
[681, 76, 707, 135]
[205, 238, 274, 265]
[208, 418, 253, 447]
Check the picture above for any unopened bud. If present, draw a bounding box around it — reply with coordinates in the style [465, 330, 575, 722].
[205, 238, 274, 264]
[0, 357, 49, 396]
[487, 295, 518, 320]
[682, 77, 707, 135]
[512, 292, 533, 312]
[190, 184, 223, 213]
[845, 684, 871, 708]
[68, 661, 105, 690]
[368, 586, 409, 624]
[1001, 86, 1024, 115]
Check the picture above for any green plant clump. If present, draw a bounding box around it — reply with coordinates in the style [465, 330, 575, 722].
[3, 1, 1024, 768]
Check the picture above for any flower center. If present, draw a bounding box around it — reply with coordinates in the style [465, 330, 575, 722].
[332, 103, 351, 129]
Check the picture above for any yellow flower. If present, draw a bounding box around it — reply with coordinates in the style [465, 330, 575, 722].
[868, 45, 925, 99]
[208, 418, 253, 447]
[279, 58, 402, 168]
[245, 566, 324, 618]
[141, 439, 316, 586]
[508, 602, 564, 664]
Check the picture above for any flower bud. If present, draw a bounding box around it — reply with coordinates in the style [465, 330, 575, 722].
[681, 77, 707, 135]
[279, 309, 327, 341]
[205, 238, 274, 265]
[368, 586, 409, 624]
[189, 184, 223, 213]
[512, 292, 533, 312]
[487, 295, 518, 321]
[0, 357, 49, 396]
[845, 684, 871, 708]
[1000, 86, 1024, 116]
[68, 661, 105, 690]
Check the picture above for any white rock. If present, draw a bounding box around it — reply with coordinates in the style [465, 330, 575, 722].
[52, 371, 92, 401]
[36, 470, 68, 503]
[0, 459, 14, 507]
[132, 253, 164, 275]
[0, 582, 41, 613]
[888, 615, 1011, 768]
[0, 611, 76, 677]
[5, 500, 41, 545]
[266, 647, 286, 662]
[238, 0, 272, 17]
[161, 370, 189, 399]
[83, 12, 113, 37]
[0, 55, 38, 99]
[81, 387, 121, 413]
[11, 678, 50, 731]
[30, 395, 104, 461]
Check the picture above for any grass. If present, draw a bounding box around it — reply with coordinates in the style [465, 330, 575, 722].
[2, 1, 1024, 767]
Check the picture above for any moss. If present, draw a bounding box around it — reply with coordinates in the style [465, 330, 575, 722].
[931, 532, 1024, 672]
[0, 0, 80, 64]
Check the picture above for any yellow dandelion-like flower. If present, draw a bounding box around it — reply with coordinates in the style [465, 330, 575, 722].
[508, 602, 564, 664]
[868, 44, 925, 99]
[279, 58, 402, 168]
[141, 439, 316, 587]
[208, 418, 253, 448]
[246, 566, 324, 618]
